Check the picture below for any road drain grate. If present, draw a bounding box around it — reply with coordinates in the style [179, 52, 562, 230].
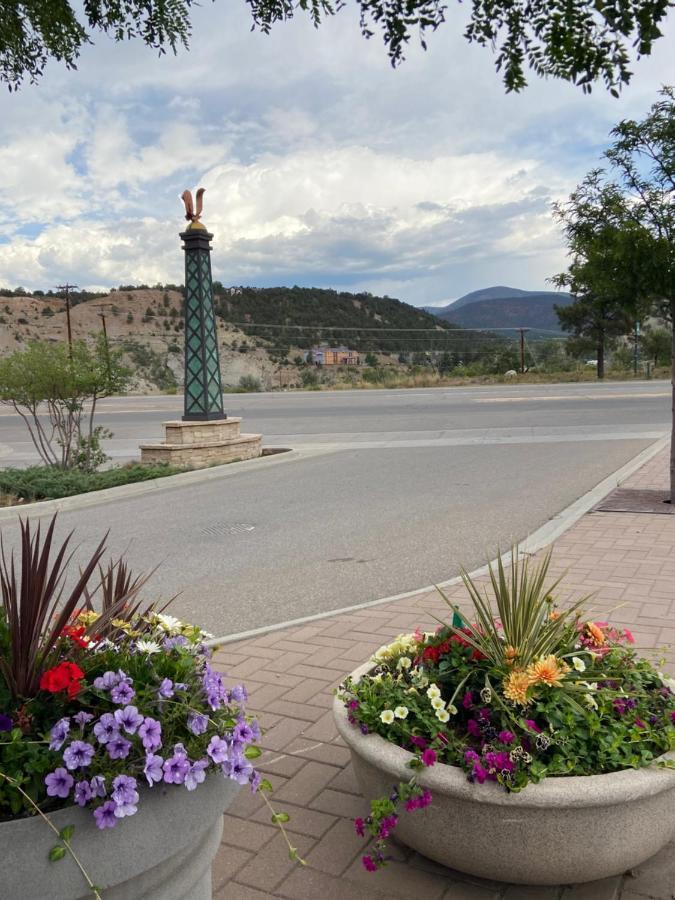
[200, 522, 256, 536]
[593, 488, 674, 516]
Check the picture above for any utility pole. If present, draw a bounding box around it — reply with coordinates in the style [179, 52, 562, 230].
[56, 283, 78, 359]
[98, 310, 111, 380]
[633, 320, 641, 377]
[518, 328, 529, 375]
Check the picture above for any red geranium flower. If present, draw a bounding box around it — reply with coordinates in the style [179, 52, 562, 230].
[61, 625, 89, 648]
[40, 661, 85, 695]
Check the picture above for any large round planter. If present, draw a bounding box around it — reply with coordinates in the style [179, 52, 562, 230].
[1, 773, 240, 899]
[334, 660, 675, 885]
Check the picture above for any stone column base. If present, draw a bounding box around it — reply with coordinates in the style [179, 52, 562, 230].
[139, 419, 262, 468]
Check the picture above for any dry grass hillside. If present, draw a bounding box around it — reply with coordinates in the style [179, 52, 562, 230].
[0, 289, 302, 392]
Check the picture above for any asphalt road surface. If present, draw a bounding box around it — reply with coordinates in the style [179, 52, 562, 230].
[0, 381, 670, 636]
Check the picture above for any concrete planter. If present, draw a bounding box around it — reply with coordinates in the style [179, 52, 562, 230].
[334, 661, 675, 885]
[1, 774, 240, 899]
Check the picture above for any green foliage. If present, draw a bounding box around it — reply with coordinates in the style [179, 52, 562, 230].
[121, 339, 177, 392]
[126, 311, 133, 324]
[0, 462, 185, 502]
[641, 325, 672, 367]
[238, 374, 262, 392]
[300, 368, 319, 387]
[40, 306, 54, 317]
[3, 0, 669, 92]
[0, 339, 130, 471]
[444, 549, 589, 669]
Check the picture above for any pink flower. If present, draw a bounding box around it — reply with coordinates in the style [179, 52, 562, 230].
[498, 730, 515, 745]
[362, 855, 377, 872]
[462, 691, 474, 709]
[524, 719, 541, 734]
[421, 749, 437, 767]
[623, 628, 635, 644]
[354, 817, 365, 837]
[467, 719, 481, 738]
[410, 735, 428, 750]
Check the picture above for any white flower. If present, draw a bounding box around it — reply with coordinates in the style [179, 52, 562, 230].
[136, 639, 161, 655]
[572, 657, 586, 672]
[426, 684, 441, 699]
[446, 703, 458, 715]
[397, 656, 412, 670]
[435, 708, 450, 723]
[156, 614, 182, 633]
[584, 693, 598, 710]
[380, 709, 395, 724]
[581, 682, 598, 692]
[430, 696, 444, 710]
[372, 673, 383, 684]
[394, 706, 409, 719]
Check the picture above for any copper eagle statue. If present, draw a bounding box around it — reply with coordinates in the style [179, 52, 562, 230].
[181, 188, 205, 224]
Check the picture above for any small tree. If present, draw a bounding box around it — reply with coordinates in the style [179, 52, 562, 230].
[0, 339, 131, 471]
[641, 325, 672, 368]
[365, 352, 378, 367]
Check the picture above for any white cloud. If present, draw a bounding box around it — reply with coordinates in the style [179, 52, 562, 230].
[0, 1, 673, 301]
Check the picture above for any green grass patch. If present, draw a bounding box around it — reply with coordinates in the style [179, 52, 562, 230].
[0, 463, 186, 503]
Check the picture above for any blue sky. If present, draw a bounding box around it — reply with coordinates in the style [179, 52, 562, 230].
[0, 3, 673, 307]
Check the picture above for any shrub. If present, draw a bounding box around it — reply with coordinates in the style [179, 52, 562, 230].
[0, 463, 186, 502]
[238, 375, 262, 392]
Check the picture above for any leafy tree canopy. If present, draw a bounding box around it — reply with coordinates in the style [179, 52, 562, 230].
[1, 0, 671, 93]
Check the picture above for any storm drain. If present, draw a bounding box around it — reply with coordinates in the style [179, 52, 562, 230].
[199, 522, 256, 536]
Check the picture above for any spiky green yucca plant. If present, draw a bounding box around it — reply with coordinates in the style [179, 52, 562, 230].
[438, 548, 592, 669]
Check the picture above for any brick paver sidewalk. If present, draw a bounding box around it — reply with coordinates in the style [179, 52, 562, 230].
[212, 447, 675, 900]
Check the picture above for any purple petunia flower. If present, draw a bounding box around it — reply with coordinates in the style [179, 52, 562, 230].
[93, 800, 117, 829]
[73, 711, 94, 729]
[139, 717, 162, 751]
[187, 712, 209, 736]
[93, 670, 120, 691]
[202, 665, 228, 710]
[114, 705, 144, 735]
[63, 740, 95, 771]
[45, 768, 74, 799]
[157, 678, 174, 700]
[107, 736, 132, 760]
[185, 759, 209, 791]
[74, 780, 93, 807]
[0, 713, 12, 732]
[462, 691, 474, 709]
[111, 775, 139, 817]
[163, 752, 190, 785]
[49, 717, 70, 751]
[421, 749, 437, 767]
[111, 682, 135, 705]
[163, 635, 189, 650]
[249, 769, 262, 793]
[233, 720, 255, 744]
[230, 684, 247, 704]
[93, 713, 119, 745]
[144, 753, 164, 786]
[207, 735, 229, 764]
[498, 730, 515, 745]
[90, 775, 107, 798]
[222, 755, 253, 785]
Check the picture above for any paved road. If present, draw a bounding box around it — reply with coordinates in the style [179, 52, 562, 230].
[0, 382, 670, 636]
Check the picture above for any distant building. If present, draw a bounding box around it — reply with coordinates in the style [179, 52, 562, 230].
[305, 345, 360, 366]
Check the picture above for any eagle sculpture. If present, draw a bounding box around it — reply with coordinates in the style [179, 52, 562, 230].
[181, 188, 205, 224]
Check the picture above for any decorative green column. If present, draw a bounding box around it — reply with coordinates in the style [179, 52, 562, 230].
[181, 222, 226, 421]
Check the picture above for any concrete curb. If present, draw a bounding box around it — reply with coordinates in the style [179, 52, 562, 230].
[0, 448, 323, 523]
[207, 432, 670, 647]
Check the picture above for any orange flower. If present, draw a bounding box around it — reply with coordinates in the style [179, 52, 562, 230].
[585, 622, 606, 647]
[549, 610, 561, 621]
[504, 645, 519, 666]
[526, 655, 568, 687]
[503, 669, 532, 706]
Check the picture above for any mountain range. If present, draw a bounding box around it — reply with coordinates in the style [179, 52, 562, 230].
[423, 286, 573, 336]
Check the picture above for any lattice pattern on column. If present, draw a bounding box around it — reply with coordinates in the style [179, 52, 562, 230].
[182, 228, 225, 421]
